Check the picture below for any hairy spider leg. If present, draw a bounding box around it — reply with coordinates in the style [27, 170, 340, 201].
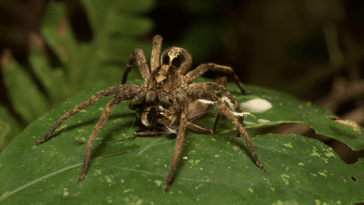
[185, 63, 251, 94]
[151, 35, 163, 72]
[122, 48, 150, 84]
[78, 91, 137, 183]
[210, 79, 247, 139]
[133, 117, 213, 136]
[134, 130, 170, 136]
[164, 94, 188, 193]
[34, 85, 140, 146]
[215, 97, 265, 172]
[187, 82, 265, 172]
[185, 75, 229, 135]
[186, 123, 213, 134]
[204, 78, 247, 139]
[128, 90, 148, 110]
[212, 76, 228, 133]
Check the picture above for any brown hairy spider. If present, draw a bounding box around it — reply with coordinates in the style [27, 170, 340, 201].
[34, 35, 265, 193]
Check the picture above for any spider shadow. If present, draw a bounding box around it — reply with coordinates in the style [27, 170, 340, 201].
[165, 131, 254, 186]
[74, 112, 146, 176]
[220, 132, 256, 162]
[89, 115, 140, 155]
[44, 112, 142, 156]
[164, 131, 192, 186]
[120, 116, 190, 178]
[45, 112, 138, 144]
[196, 110, 254, 159]
[165, 120, 255, 184]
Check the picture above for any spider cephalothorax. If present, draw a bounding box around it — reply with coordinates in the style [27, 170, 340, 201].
[34, 35, 264, 193]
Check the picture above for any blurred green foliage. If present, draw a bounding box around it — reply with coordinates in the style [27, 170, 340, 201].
[0, 106, 22, 149]
[0, 0, 155, 150]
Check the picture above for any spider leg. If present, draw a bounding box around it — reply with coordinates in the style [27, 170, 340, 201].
[212, 76, 228, 133]
[185, 63, 251, 94]
[135, 120, 212, 136]
[122, 48, 150, 84]
[134, 130, 169, 136]
[79, 91, 138, 183]
[164, 94, 188, 193]
[215, 97, 264, 171]
[188, 82, 245, 135]
[34, 85, 140, 145]
[187, 83, 265, 171]
[187, 122, 213, 134]
[129, 91, 148, 110]
[151, 35, 163, 72]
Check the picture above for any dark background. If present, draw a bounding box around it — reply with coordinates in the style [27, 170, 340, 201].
[1, 0, 364, 165]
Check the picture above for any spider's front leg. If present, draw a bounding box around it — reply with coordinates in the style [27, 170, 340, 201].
[185, 63, 251, 94]
[34, 84, 141, 184]
[212, 78, 247, 138]
[122, 35, 164, 85]
[34, 85, 139, 145]
[122, 48, 150, 84]
[79, 90, 140, 183]
[164, 94, 188, 193]
[211, 75, 228, 133]
[151, 35, 163, 72]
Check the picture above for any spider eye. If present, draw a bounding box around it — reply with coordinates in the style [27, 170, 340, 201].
[171, 54, 185, 68]
[161, 47, 186, 68]
[161, 53, 185, 68]
[162, 55, 170, 65]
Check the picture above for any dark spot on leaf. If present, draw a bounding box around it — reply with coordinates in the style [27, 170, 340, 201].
[73, 141, 86, 146]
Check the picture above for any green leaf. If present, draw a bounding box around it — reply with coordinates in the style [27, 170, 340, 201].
[192, 79, 364, 151]
[0, 0, 155, 150]
[1, 52, 49, 123]
[105, 12, 154, 37]
[233, 83, 364, 151]
[29, 34, 71, 105]
[39, 0, 155, 93]
[40, 0, 155, 89]
[0, 80, 363, 204]
[0, 105, 22, 151]
[178, 21, 221, 63]
[82, 0, 155, 35]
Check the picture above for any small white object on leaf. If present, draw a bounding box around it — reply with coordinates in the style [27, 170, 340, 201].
[197, 99, 251, 116]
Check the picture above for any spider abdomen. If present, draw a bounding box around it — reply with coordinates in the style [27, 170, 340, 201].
[140, 97, 212, 130]
[140, 104, 178, 128]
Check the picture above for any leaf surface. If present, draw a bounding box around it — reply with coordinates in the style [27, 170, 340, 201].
[0, 81, 363, 204]
[0, 105, 22, 151]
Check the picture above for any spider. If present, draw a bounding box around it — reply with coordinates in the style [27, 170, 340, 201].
[34, 35, 265, 193]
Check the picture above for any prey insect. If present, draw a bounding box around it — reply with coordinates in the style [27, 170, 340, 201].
[34, 35, 265, 193]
